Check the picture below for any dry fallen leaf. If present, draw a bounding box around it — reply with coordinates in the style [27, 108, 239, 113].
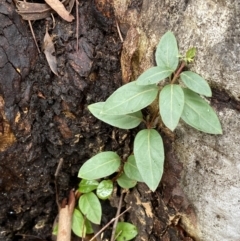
[45, 0, 75, 22]
[16, 1, 53, 20]
[43, 29, 59, 76]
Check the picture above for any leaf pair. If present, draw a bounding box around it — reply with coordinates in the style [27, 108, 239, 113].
[159, 85, 221, 134]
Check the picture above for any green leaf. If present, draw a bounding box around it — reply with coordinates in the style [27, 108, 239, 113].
[159, 84, 184, 131]
[124, 155, 144, 182]
[78, 151, 121, 180]
[136, 66, 173, 85]
[155, 31, 179, 71]
[52, 223, 58, 236]
[78, 179, 99, 193]
[72, 209, 86, 238]
[186, 47, 196, 61]
[117, 172, 137, 189]
[102, 81, 158, 115]
[79, 192, 102, 224]
[181, 88, 222, 134]
[134, 129, 164, 191]
[180, 71, 212, 97]
[85, 218, 94, 234]
[88, 102, 142, 129]
[115, 222, 138, 241]
[96, 180, 113, 200]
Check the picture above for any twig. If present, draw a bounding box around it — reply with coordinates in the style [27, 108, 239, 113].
[76, 0, 79, 51]
[89, 207, 131, 241]
[115, 20, 123, 42]
[55, 158, 64, 210]
[110, 190, 124, 241]
[28, 20, 41, 53]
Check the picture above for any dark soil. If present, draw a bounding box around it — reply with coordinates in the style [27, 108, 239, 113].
[0, 1, 195, 241]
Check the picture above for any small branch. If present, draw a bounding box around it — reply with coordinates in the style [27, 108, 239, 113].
[55, 158, 64, 210]
[110, 190, 124, 241]
[76, 0, 79, 51]
[89, 207, 131, 241]
[116, 20, 123, 42]
[171, 61, 186, 84]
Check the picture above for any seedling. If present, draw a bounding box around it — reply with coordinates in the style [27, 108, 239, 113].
[74, 31, 222, 240]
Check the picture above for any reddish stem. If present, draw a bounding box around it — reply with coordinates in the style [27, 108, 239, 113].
[171, 61, 186, 84]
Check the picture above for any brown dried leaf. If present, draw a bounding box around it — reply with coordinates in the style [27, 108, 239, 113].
[16, 1, 52, 20]
[43, 29, 58, 76]
[45, 0, 75, 22]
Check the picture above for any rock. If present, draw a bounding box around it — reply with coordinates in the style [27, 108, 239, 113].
[113, 0, 240, 240]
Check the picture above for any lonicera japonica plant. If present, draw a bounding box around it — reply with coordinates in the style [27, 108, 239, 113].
[74, 31, 222, 239]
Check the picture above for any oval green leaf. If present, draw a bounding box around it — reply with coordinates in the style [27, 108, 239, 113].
[159, 84, 184, 131]
[79, 192, 102, 224]
[181, 88, 222, 134]
[155, 31, 179, 71]
[96, 180, 113, 200]
[117, 172, 137, 189]
[78, 179, 99, 193]
[115, 222, 138, 241]
[180, 71, 212, 97]
[78, 151, 121, 180]
[134, 129, 164, 191]
[102, 81, 158, 115]
[136, 66, 173, 85]
[88, 102, 142, 129]
[72, 209, 86, 238]
[124, 155, 143, 182]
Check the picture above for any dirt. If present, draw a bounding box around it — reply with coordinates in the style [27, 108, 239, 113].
[0, 1, 195, 241]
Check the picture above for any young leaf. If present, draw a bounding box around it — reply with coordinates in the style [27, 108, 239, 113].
[102, 81, 158, 115]
[155, 31, 179, 72]
[136, 66, 173, 85]
[79, 192, 102, 224]
[159, 84, 184, 131]
[78, 179, 99, 193]
[78, 152, 121, 180]
[186, 47, 196, 61]
[124, 155, 144, 182]
[181, 88, 222, 134]
[72, 209, 86, 238]
[117, 173, 137, 189]
[96, 180, 113, 200]
[134, 129, 164, 191]
[180, 71, 212, 97]
[115, 222, 138, 241]
[88, 102, 142, 129]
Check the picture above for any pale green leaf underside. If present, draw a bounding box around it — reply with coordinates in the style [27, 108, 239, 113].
[117, 172, 137, 189]
[102, 81, 158, 115]
[159, 84, 184, 131]
[136, 66, 173, 85]
[78, 151, 121, 180]
[88, 102, 142, 129]
[79, 192, 102, 224]
[124, 155, 144, 182]
[180, 71, 212, 97]
[181, 88, 222, 134]
[72, 209, 86, 237]
[155, 31, 179, 71]
[115, 222, 138, 241]
[134, 129, 164, 191]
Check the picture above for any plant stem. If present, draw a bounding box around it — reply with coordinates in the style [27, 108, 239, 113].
[171, 61, 186, 84]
